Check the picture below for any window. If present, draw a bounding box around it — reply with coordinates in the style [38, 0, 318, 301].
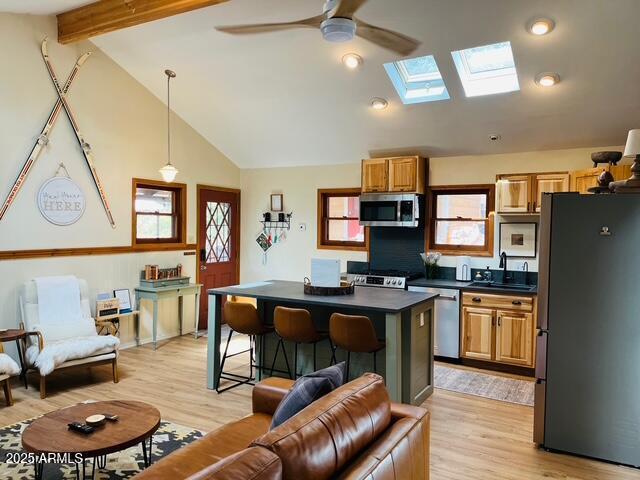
[451, 41, 520, 97]
[427, 185, 495, 256]
[317, 189, 368, 251]
[132, 178, 186, 246]
[384, 54, 450, 104]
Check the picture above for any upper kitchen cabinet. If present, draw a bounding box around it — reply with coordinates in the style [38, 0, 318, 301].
[362, 156, 427, 194]
[570, 164, 632, 194]
[496, 172, 569, 214]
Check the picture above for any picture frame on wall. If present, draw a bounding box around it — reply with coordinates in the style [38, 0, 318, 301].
[499, 222, 537, 258]
[113, 288, 133, 313]
[270, 194, 283, 212]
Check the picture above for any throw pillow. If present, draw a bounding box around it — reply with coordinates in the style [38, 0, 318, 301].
[270, 361, 346, 429]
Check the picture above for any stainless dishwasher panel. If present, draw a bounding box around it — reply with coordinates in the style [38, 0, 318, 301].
[408, 286, 460, 358]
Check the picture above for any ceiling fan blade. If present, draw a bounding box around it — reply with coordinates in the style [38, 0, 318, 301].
[216, 15, 324, 35]
[332, 0, 368, 18]
[355, 19, 420, 56]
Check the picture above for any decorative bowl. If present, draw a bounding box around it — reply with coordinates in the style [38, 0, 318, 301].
[591, 151, 622, 166]
[85, 414, 106, 427]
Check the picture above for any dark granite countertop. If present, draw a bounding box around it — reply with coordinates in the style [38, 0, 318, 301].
[407, 277, 537, 295]
[209, 280, 438, 313]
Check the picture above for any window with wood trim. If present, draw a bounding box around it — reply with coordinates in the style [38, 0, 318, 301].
[317, 188, 368, 251]
[132, 178, 186, 246]
[427, 185, 495, 256]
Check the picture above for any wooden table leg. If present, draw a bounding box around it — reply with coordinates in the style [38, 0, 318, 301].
[178, 295, 183, 337]
[134, 292, 140, 347]
[15, 338, 28, 388]
[206, 293, 222, 390]
[193, 291, 201, 339]
[152, 299, 159, 351]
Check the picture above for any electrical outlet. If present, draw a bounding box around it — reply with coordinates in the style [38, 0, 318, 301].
[298, 223, 307, 232]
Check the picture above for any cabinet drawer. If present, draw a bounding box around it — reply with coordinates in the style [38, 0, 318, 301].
[462, 292, 533, 311]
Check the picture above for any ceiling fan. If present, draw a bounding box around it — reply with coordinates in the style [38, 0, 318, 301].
[215, 0, 420, 56]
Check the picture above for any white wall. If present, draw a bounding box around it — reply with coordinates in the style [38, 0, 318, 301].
[0, 14, 240, 356]
[240, 145, 627, 281]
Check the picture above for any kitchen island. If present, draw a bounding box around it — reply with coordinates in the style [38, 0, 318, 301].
[206, 280, 437, 405]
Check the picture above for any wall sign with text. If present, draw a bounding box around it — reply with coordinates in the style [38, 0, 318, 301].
[37, 176, 86, 226]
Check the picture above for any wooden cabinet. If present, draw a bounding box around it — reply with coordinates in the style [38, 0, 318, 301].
[361, 158, 389, 193]
[461, 292, 536, 368]
[496, 172, 569, 214]
[495, 310, 534, 366]
[462, 307, 494, 361]
[570, 164, 632, 194]
[362, 156, 426, 194]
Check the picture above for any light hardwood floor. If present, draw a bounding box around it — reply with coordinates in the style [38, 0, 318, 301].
[2, 335, 639, 480]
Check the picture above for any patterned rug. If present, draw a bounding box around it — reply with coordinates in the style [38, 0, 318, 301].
[434, 364, 535, 406]
[0, 417, 203, 479]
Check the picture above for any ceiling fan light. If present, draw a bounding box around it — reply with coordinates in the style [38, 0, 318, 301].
[321, 18, 356, 43]
[159, 163, 178, 183]
[342, 53, 363, 69]
[370, 97, 388, 110]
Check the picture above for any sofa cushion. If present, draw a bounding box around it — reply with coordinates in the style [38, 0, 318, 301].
[186, 447, 282, 480]
[134, 413, 272, 480]
[252, 373, 391, 480]
[270, 362, 345, 428]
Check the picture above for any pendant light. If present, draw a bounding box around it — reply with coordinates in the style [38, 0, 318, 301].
[159, 69, 178, 182]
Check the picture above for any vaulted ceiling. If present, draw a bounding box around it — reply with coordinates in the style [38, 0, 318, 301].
[3, 0, 640, 168]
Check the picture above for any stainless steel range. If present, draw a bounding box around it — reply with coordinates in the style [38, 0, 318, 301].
[346, 269, 421, 290]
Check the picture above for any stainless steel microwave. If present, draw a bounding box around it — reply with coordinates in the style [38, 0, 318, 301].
[359, 193, 421, 227]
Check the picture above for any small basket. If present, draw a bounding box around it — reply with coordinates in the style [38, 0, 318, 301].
[303, 277, 355, 296]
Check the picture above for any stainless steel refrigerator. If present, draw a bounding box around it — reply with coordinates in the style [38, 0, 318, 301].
[535, 192, 640, 467]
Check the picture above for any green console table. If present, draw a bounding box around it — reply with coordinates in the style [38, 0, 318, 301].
[134, 283, 202, 350]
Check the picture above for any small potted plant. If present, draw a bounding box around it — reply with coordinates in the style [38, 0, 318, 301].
[420, 252, 441, 279]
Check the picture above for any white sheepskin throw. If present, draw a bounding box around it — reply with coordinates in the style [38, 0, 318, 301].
[0, 353, 20, 376]
[26, 335, 120, 376]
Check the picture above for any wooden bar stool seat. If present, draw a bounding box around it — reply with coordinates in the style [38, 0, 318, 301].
[329, 312, 385, 381]
[270, 306, 329, 379]
[216, 301, 273, 394]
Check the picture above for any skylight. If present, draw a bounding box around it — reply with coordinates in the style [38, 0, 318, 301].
[384, 55, 450, 104]
[451, 41, 520, 97]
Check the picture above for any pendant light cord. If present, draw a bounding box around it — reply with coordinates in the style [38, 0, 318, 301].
[167, 72, 171, 167]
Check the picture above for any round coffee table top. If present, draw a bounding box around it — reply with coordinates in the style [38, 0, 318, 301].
[22, 400, 161, 457]
[0, 329, 26, 342]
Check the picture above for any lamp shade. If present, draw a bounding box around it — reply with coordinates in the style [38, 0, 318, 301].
[159, 163, 178, 183]
[623, 129, 640, 157]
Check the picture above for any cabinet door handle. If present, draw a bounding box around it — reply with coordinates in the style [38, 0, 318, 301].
[472, 297, 481, 303]
[498, 317, 502, 326]
[527, 201, 530, 211]
[512, 300, 522, 305]
[533, 201, 537, 211]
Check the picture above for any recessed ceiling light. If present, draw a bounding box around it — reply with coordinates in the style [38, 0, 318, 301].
[528, 18, 555, 36]
[535, 72, 560, 87]
[342, 53, 363, 69]
[489, 134, 501, 141]
[370, 97, 388, 110]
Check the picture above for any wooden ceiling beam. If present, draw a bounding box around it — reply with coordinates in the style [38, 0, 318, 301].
[57, 0, 230, 44]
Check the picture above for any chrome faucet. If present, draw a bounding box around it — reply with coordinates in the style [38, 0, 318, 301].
[499, 251, 509, 283]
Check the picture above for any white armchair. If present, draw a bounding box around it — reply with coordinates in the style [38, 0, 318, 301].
[19, 278, 120, 398]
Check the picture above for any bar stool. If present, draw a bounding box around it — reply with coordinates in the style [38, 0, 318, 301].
[270, 306, 329, 379]
[216, 301, 273, 393]
[329, 313, 385, 381]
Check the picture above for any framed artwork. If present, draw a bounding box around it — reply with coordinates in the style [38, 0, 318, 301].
[270, 194, 283, 212]
[113, 288, 133, 313]
[499, 222, 537, 258]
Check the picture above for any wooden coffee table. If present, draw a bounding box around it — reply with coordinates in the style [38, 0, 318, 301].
[22, 400, 160, 480]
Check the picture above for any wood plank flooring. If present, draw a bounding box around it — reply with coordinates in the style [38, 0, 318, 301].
[2, 335, 639, 480]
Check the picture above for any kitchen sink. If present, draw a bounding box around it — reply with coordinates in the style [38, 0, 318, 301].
[468, 281, 535, 292]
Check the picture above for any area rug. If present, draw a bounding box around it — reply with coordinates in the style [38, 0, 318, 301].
[434, 364, 535, 406]
[0, 417, 203, 479]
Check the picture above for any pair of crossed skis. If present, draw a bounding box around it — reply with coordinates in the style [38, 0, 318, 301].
[0, 38, 115, 228]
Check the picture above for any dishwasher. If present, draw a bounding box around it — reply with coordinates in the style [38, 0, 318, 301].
[408, 286, 460, 359]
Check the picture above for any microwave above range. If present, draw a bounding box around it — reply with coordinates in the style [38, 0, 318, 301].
[359, 193, 421, 227]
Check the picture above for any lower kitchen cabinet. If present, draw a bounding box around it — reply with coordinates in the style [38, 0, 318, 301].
[495, 310, 534, 366]
[461, 293, 536, 368]
[461, 307, 494, 361]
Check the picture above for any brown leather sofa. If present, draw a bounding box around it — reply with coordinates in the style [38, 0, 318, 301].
[134, 373, 430, 480]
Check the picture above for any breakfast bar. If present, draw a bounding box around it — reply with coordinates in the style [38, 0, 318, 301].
[206, 280, 437, 405]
